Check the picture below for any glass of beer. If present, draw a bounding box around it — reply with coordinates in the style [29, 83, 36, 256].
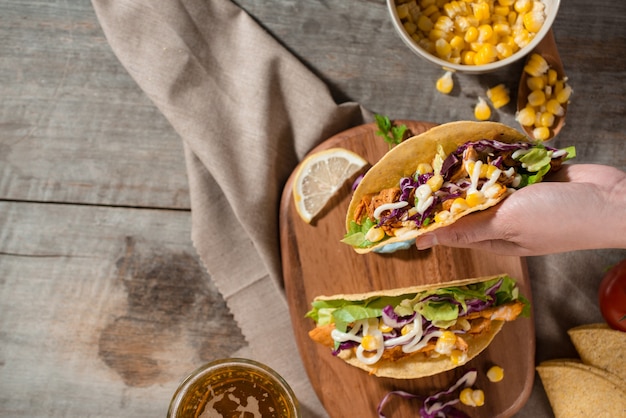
[168, 358, 301, 418]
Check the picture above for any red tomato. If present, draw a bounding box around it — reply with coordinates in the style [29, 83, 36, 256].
[598, 258, 626, 332]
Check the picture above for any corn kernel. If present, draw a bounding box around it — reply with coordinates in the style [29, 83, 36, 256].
[436, 38, 453, 58]
[416, 162, 434, 174]
[439, 330, 456, 344]
[514, 0, 532, 14]
[493, 22, 511, 36]
[483, 182, 506, 199]
[498, 0, 515, 6]
[494, 5, 510, 16]
[465, 191, 486, 207]
[496, 42, 513, 59]
[537, 111, 555, 128]
[527, 89, 546, 107]
[450, 197, 470, 214]
[487, 84, 510, 108]
[515, 106, 536, 126]
[526, 75, 545, 91]
[435, 330, 457, 354]
[478, 24, 494, 42]
[464, 25, 479, 43]
[487, 365, 505, 382]
[474, 97, 491, 120]
[547, 68, 558, 85]
[434, 210, 452, 224]
[523, 10, 545, 33]
[472, 2, 490, 21]
[365, 226, 385, 242]
[450, 349, 467, 365]
[460, 388, 485, 407]
[556, 84, 573, 103]
[532, 126, 551, 140]
[427, 174, 444, 191]
[422, 4, 440, 17]
[417, 14, 434, 32]
[545, 99, 565, 116]
[435, 15, 455, 33]
[361, 334, 381, 351]
[462, 50, 476, 65]
[379, 322, 393, 333]
[524, 53, 549, 77]
[450, 34, 465, 50]
[396, 3, 410, 20]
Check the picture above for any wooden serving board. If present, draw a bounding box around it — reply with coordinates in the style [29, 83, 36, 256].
[279, 121, 535, 418]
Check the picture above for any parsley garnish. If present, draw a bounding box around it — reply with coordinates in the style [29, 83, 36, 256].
[374, 114, 409, 150]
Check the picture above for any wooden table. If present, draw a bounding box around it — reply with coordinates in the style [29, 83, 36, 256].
[1, 0, 624, 416]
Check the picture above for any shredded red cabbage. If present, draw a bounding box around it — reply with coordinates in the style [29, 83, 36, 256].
[377, 369, 477, 418]
[382, 305, 416, 329]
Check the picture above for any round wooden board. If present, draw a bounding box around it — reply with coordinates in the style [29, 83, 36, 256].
[279, 121, 535, 418]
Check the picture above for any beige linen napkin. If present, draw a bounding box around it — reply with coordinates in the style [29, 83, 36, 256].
[92, 0, 368, 416]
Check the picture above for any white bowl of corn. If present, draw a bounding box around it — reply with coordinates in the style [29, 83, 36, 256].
[388, 0, 561, 74]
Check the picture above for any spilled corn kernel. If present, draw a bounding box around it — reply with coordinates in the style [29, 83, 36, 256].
[459, 388, 485, 407]
[474, 97, 492, 121]
[487, 365, 505, 382]
[486, 84, 510, 109]
[436, 71, 454, 94]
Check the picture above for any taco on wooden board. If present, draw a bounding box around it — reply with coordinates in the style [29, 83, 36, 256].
[307, 274, 529, 378]
[342, 121, 575, 253]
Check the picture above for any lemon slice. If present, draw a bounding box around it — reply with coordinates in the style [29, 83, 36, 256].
[293, 148, 368, 223]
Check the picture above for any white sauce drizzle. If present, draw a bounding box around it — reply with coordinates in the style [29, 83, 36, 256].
[384, 315, 423, 347]
[373, 201, 408, 220]
[355, 319, 384, 365]
[415, 184, 434, 214]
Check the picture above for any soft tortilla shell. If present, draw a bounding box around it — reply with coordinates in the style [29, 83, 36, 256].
[537, 359, 626, 417]
[346, 121, 527, 253]
[313, 274, 509, 379]
[568, 323, 626, 382]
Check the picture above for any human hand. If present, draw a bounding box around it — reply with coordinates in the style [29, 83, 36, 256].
[415, 164, 626, 256]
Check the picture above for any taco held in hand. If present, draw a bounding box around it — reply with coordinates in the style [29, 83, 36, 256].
[307, 275, 529, 378]
[342, 121, 575, 253]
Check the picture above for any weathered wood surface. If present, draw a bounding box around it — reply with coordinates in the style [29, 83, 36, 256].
[1, 0, 625, 417]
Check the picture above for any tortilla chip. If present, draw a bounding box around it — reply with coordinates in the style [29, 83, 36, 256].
[346, 121, 527, 254]
[537, 359, 626, 417]
[568, 323, 626, 382]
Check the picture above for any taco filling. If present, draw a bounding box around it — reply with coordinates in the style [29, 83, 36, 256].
[342, 138, 575, 251]
[307, 276, 529, 377]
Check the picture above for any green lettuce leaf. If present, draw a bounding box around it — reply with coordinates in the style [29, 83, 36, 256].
[341, 218, 384, 248]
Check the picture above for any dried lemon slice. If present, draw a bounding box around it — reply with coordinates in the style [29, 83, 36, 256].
[293, 148, 368, 223]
